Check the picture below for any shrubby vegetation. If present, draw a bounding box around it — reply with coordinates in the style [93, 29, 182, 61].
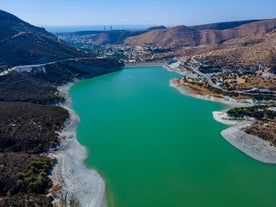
[244, 120, 276, 146]
[0, 102, 69, 206]
[0, 71, 64, 104]
[0, 102, 69, 153]
[0, 155, 53, 195]
[0, 153, 54, 206]
[227, 104, 276, 146]
[227, 104, 276, 120]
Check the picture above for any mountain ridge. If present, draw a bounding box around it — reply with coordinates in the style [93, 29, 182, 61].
[57, 19, 271, 48]
[190, 19, 263, 31]
[125, 18, 276, 47]
[57, 18, 275, 72]
[0, 10, 89, 69]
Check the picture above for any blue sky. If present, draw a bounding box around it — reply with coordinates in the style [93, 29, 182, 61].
[1, 0, 275, 26]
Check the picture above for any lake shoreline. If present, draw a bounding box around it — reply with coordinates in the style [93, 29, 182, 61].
[125, 61, 166, 67]
[49, 64, 275, 207]
[132, 62, 276, 164]
[166, 64, 276, 164]
[49, 80, 106, 207]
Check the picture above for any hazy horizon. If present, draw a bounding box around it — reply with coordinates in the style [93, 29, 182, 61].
[45, 25, 156, 33]
[1, 0, 275, 27]
[44, 18, 270, 33]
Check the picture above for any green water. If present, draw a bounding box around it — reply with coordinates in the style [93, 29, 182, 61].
[70, 67, 276, 207]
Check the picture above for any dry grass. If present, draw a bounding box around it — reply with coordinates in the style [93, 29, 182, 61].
[176, 77, 224, 97]
[244, 119, 276, 146]
[235, 75, 276, 90]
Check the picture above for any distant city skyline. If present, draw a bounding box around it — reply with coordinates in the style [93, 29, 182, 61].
[1, 0, 275, 27]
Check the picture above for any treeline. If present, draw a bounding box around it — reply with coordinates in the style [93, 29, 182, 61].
[227, 104, 276, 120]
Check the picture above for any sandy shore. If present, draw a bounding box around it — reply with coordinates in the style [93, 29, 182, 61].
[212, 111, 276, 163]
[221, 123, 276, 164]
[169, 79, 253, 107]
[167, 65, 276, 164]
[49, 81, 106, 207]
[212, 111, 244, 126]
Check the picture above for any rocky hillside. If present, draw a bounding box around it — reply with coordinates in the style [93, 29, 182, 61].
[0, 10, 88, 69]
[18, 58, 124, 85]
[0, 10, 124, 103]
[0, 10, 124, 206]
[125, 25, 200, 47]
[125, 19, 276, 71]
[199, 19, 276, 45]
[194, 29, 276, 69]
[125, 19, 276, 47]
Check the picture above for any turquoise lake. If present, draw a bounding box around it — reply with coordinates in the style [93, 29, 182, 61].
[70, 66, 276, 207]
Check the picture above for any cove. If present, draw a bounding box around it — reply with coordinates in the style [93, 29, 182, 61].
[70, 66, 276, 207]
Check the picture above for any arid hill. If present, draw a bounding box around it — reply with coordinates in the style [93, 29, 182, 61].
[58, 20, 264, 48]
[125, 25, 200, 47]
[124, 19, 276, 71]
[194, 30, 276, 69]
[125, 19, 276, 47]
[199, 19, 276, 45]
[190, 20, 262, 31]
[59, 19, 271, 49]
